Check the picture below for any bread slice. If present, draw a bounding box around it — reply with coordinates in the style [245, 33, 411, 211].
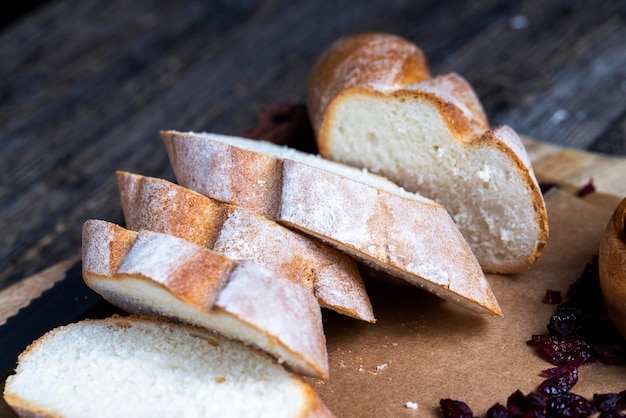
[116, 171, 374, 322]
[307, 32, 548, 274]
[161, 130, 502, 316]
[82, 219, 328, 378]
[3, 316, 333, 418]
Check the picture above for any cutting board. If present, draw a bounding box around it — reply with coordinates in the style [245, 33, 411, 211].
[1, 138, 625, 417]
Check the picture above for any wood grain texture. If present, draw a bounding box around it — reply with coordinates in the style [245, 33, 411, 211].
[1, 0, 626, 290]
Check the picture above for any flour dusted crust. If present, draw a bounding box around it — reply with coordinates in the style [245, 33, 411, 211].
[308, 32, 431, 133]
[81, 220, 329, 378]
[116, 171, 374, 322]
[162, 130, 502, 316]
[308, 32, 548, 273]
[4, 316, 333, 418]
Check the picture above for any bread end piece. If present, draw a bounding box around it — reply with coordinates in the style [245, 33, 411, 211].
[3, 316, 334, 418]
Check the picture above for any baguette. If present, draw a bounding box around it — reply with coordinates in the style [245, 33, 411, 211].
[116, 170, 374, 322]
[162, 130, 502, 316]
[4, 316, 333, 418]
[82, 219, 328, 378]
[307, 32, 549, 274]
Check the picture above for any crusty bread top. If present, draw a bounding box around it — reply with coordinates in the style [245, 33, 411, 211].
[81, 220, 329, 378]
[116, 171, 374, 322]
[4, 316, 334, 418]
[162, 130, 502, 316]
[308, 33, 549, 274]
[308, 32, 431, 133]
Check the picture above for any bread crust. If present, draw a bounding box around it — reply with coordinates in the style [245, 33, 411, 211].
[4, 316, 334, 418]
[116, 171, 374, 322]
[309, 34, 549, 273]
[307, 32, 431, 134]
[162, 131, 502, 316]
[81, 220, 329, 378]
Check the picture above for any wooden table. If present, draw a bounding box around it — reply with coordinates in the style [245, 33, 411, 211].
[2, 1, 626, 416]
[2, 0, 626, 293]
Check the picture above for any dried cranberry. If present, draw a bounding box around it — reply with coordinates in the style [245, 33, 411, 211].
[567, 262, 603, 309]
[440, 399, 473, 418]
[593, 392, 626, 413]
[486, 403, 511, 418]
[539, 366, 569, 378]
[527, 335, 594, 367]
[546, 301, 590, 337]
[544, 289, 563, 305]
[576, 179, 596, 197]
[545, 392, 596, 417]
[506, 390, 546, 417]
[537, 366, 578, 396]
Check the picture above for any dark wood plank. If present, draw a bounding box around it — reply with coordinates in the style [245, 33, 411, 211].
[1, 0, 626, 291]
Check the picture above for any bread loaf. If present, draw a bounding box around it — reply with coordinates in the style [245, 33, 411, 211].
[82, 219, 329, 378]
[307, 32, 549, 274]
[116, 171, 374, 322]
[162, 130, 502, 316]
[3, 316, 333, 418]
[599, 197, 626, 339]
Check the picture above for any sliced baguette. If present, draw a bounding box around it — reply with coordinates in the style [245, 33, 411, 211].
[116, 171, 374, 322]
[82, 219, 328, 378]
[4, 316, 333, 418]
[307, 32, 548, 274]
[161, 130, 502, 316]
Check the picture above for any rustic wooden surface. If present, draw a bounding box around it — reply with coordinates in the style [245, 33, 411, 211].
[1, 0, 626, 292]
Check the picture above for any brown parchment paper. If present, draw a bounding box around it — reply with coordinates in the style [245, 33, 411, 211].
[305, 189, 626, 417]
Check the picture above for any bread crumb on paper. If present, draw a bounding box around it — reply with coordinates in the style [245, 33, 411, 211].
[405, 401, 419, 410]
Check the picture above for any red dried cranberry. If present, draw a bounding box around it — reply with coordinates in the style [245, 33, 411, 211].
[593, 392, 626, 413]
[440, 399, 473, 418]
[545, 392, 596, 417]
[506, 390, 546, 417]
[544, 289, 563, 305]
[527, 335, 594, 367]
[537, 366, 578, 396]
[576, 179, 596, 197]
[547, 303, 586, 337]
[486, 403, 511, 418]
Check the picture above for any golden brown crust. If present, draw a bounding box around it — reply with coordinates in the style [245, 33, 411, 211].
[307, 32, 431, 135]
[117, 171, 228, 248]
[116, 171, 374, 322]
[599, 197, 626, 339]
[162, 130, 283, 219]
[82, 220, 329, 378]
[83, 221, 234, 308]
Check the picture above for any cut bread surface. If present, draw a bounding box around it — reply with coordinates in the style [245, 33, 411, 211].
[320, 83, 548, 273]
[116, 171, 374, 322]
[82, 219, 329, 378]
[162, 130, 502, 316]
[3, 316, 333, 418]
[308, 33, 548, 273]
